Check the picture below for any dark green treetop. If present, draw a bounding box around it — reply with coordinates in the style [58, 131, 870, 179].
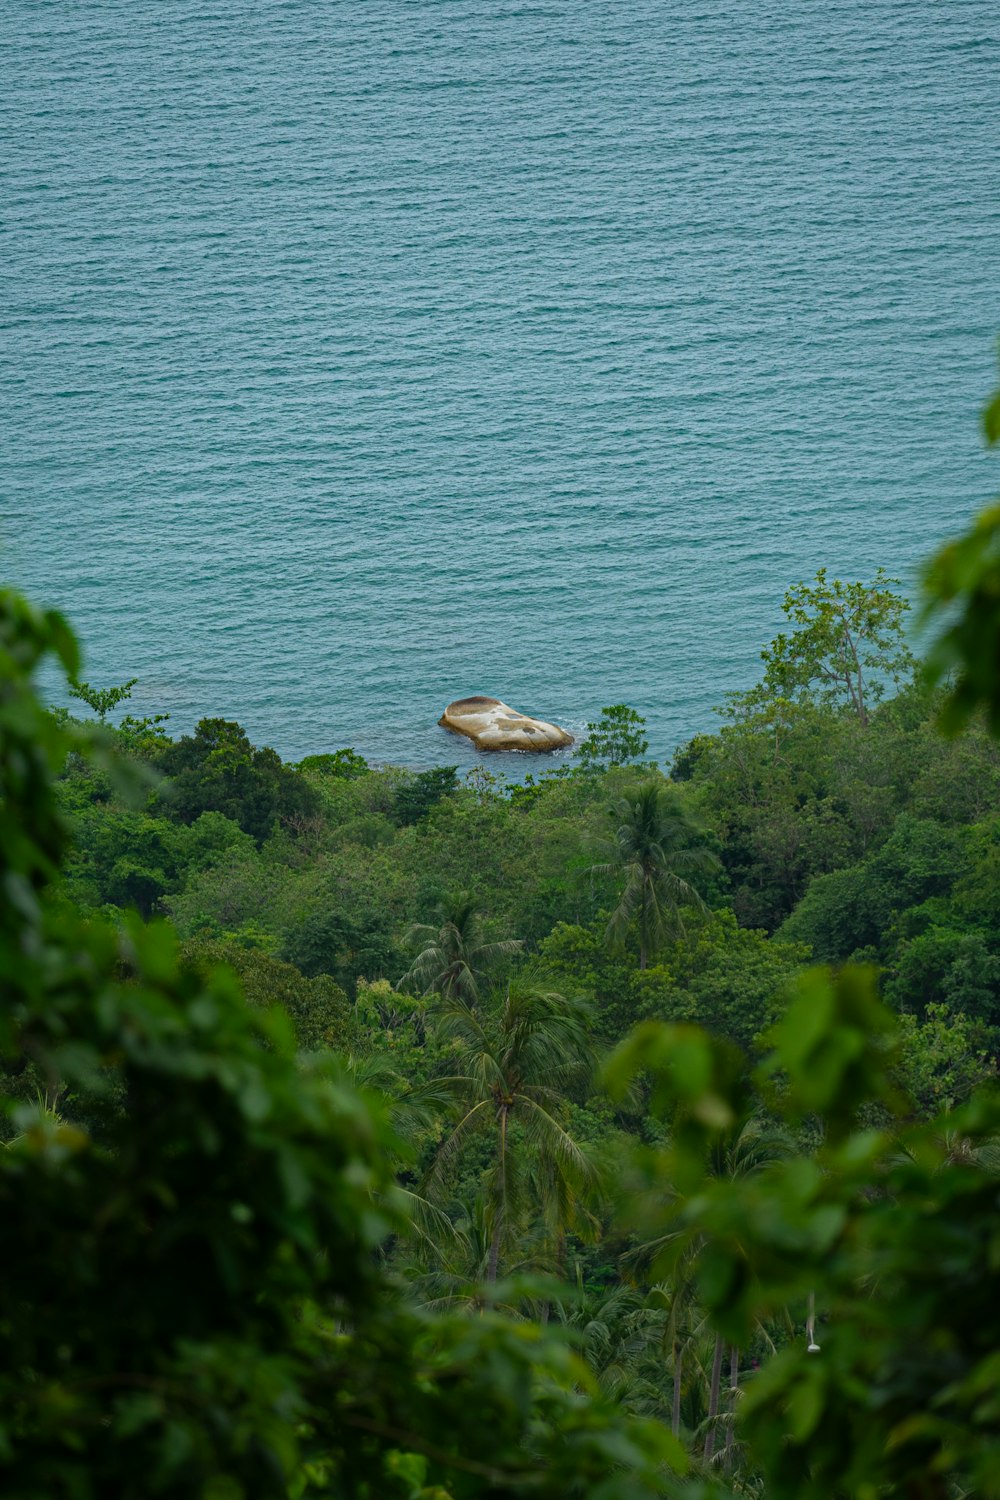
[156, 717, 318, 841]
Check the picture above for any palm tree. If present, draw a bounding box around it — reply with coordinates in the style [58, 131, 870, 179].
[644, 1265, 703, 1439]
[428, 977, 596, 1282]
[623, 1115, 790, 1451]
[700, 1119, 791, 1464]
[336, 1053, 467, 1259]
[591, 782, 716, 969]
[556, 1276, 649, 1402]
[399, 892, 522, 1005]
[529, 1143, 603, 1308]
[406, 1193, 551, 1316]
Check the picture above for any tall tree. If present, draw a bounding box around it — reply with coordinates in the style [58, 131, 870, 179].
[429, 980, 596, 1281]
[748, 568, 914, 726]
[697, 1118, 789, 1463]
[577, 705, 649, 769]
[592, 782, 716, 969]
[624, 1116, 788, 1449]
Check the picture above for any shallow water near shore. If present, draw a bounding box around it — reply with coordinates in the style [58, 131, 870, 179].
[3, 1, 999, 772]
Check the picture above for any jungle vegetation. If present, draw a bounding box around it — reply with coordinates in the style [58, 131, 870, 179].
[3, 373, 1000, 1497]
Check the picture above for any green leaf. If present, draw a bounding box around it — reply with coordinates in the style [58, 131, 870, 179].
[983, 389, 1000, 446]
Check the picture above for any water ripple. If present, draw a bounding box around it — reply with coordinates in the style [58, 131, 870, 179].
[2, 0, 998, 768]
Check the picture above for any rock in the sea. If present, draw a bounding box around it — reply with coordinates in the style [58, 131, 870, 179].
[438, 696, 574, 753]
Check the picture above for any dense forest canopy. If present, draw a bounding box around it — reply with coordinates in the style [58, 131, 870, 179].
[3, 374, 1000, 1496]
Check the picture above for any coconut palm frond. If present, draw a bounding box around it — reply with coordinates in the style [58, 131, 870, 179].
[422, 978, 598, 1282]
[424, 1097, 494, 1187]
[516, 1095, 596, 1182]
[398, 895, 522, 1005]
[590, 781, 719, 968]
[393, 1187, 469, 1252]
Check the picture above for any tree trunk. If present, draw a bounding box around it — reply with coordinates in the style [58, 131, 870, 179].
[844, 626, 868, 727]
[486, 1105, 508, 1283]
[671, 1339, 683, 1438]
[723, 1345, 739, 1471]
[486, 1219, 502, 1283]
[639, 875, 651, 969]
[703, 1331, 725, 1463]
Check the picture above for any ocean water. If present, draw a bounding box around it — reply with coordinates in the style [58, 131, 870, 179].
[3, 1, 999, 773]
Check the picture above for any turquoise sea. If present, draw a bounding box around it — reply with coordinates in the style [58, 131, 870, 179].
[3, 1, 999, 771]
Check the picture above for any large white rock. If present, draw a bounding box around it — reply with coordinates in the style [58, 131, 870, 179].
[438, 696, 574, 753]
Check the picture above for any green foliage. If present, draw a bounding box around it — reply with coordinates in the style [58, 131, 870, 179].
[429, 981, 597, 1281]
[115, 710, 173, 756]
[744, 568, 914, 725]
[354, 978, 429, 1053]
[279, 908, 395, 999]
[157, 717, 318, 842]
[463, 764, 506, 802]
[298, 747, 371, 779]
[69, 674, 139, 722]
[66, 806, 179, 914]
[894, 1002, 996, 1116]
[758, 965, 903, 1138]
[592, 782, 717, 969]
[538, 911, 807, 1058]
[654, 912, 811, 1054]
[671, 680, 1000, 932]
[181, 939, 354, 1052]
[775, 811, 1000, 1032]
[1, 595, 391, 1492]
[577, 706, 649, 769]
[400, 893, 522, 1006]
[922, 502, 1000, 735]
[537, 918, 641, 1040]
[607, 966, 1000, 1497]
[921, 357, 1000, 735]
[886, 924, 1000, 1026]
[0, 590, 82, 889]
[0, 586, 698, 1498]
[778, 814, 966, 961]
[393, 766, 460, 826]
[61, 807, 255, 918]
[985, 394, 1000, 447]
[672, 698, 862, 929]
